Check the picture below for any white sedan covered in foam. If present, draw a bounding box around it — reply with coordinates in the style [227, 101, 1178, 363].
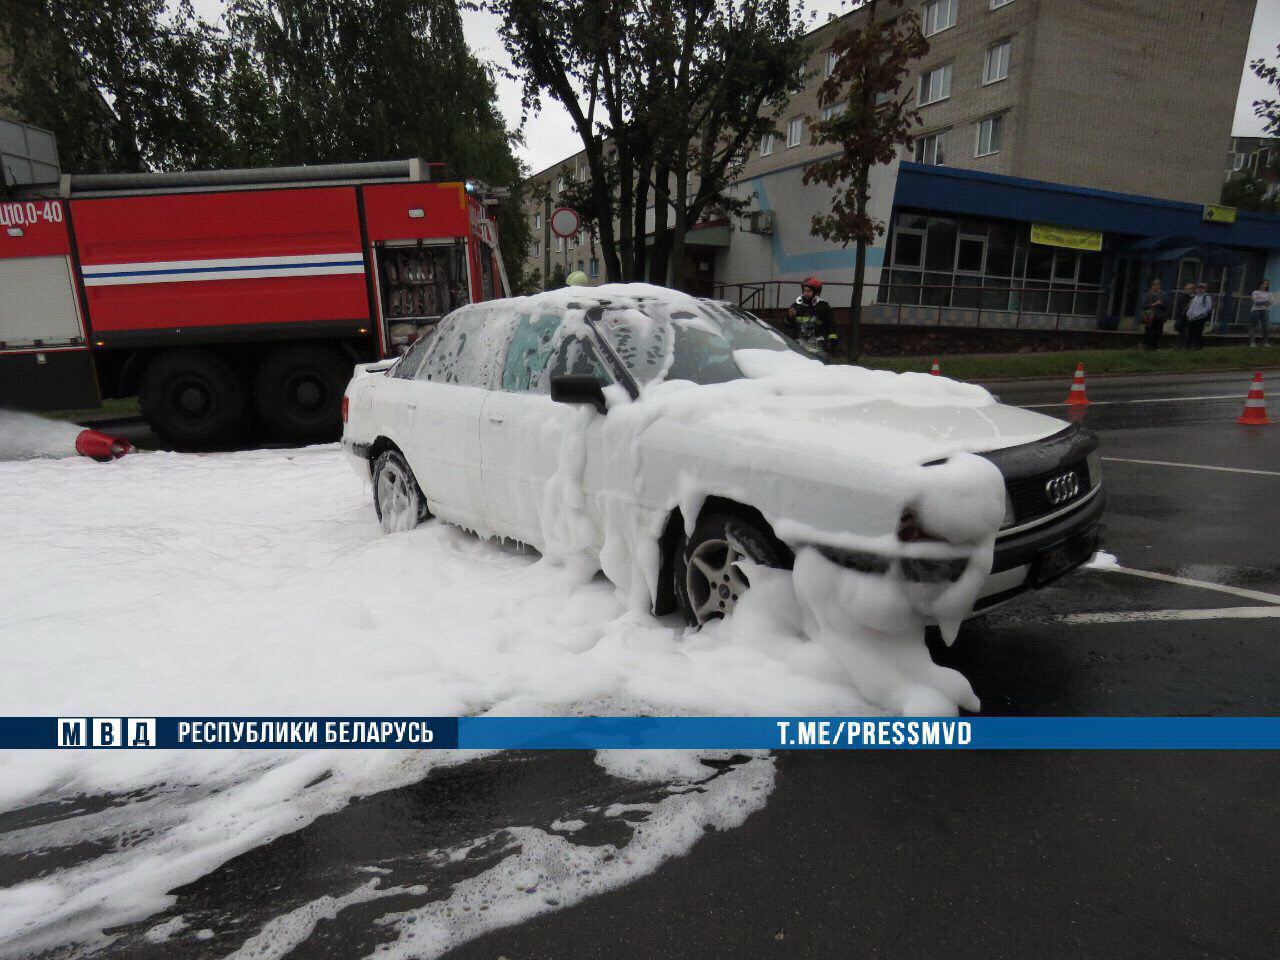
[342, 284, 1102, 641]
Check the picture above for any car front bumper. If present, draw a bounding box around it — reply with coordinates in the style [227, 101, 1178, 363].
[973, 484, 1106, 611]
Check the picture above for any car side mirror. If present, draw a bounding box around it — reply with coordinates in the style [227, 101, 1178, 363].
[550, 374, 608, 414]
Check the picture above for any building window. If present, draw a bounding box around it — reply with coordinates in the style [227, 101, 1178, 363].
[589, 257, 599, 278]
[915, 129, 947, 165]
[879, 214, 1105, 318]
[825, 49, 839, 78]
[577, 260, 584, 274]
[990, 0, 1014, 8]
[921, 0, 956, 37]
[787, 116, 804, 147]
[976, 114, 1004, 156]
[760, 132, 774, 157]
[531, 240, 541, 257]
[821, 101, 847, 121]
[983, 40, 1011, 84]
[555, 236, 564, 253]
[919, 64, 952, 105]
[533, 212, 541, 230]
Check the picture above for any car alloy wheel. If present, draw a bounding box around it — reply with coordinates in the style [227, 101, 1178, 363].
[676, 513, 787, 627]
[686, 535, 753, 623]
[372, 450, 428, 533]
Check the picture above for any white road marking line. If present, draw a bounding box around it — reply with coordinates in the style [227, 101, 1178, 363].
[1059, 606, 1280, 624]
[1100, 456, 1280, 477]
[1091, 565, 1280, 606]
[1021, 394, 1238, 408]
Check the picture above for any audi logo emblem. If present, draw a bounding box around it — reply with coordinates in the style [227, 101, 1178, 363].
[1044, 471, 1080, 505]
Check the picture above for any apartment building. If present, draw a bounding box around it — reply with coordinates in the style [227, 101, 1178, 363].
[1228, 136, 1279, 185]
[523, 0, 1261, 310]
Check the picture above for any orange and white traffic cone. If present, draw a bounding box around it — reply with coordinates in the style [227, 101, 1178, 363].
[1065, 362, 1089, 405]
[930, 358, 940, 376]
[1235, 372, 1272, 425]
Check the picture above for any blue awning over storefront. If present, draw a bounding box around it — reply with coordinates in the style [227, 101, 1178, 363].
[894, 162, 1280, 252]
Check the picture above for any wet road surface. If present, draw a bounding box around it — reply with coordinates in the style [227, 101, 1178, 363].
[6, 370, 1279, 958]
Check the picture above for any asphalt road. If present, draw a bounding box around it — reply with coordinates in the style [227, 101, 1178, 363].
[17, 370, 1280, 959]
[441, 370, 1280, 960]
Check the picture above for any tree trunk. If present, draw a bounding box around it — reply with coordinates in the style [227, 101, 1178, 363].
[670, 162, 689, 292]
[648, 160, 672, 285]
[846, 166, 871, 362]
[631, 158, 651, 282]
[616, 145, 634, 282]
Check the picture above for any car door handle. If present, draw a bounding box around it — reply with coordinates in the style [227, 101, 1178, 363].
[406, 402, 418, 410]
[488, 415, 505, 425]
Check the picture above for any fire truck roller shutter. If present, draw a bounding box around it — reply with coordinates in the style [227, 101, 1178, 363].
[139, 349, 246, 444]
[252, 343, 350, 443]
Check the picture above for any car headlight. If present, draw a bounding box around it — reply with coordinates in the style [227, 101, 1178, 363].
[1087, 450, 1102, 487]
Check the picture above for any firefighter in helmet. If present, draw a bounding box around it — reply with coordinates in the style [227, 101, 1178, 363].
[786, 276, 837, 355]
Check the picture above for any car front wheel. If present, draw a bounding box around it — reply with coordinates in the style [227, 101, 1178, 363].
[674, 512, 787, 626]
[372, 450, 430, 533]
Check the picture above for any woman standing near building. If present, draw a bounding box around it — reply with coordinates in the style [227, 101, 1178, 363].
[1249, 278, 1272, 348]
[1140, 278, 1170, 350]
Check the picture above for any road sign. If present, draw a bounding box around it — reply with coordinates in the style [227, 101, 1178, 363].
[550, 206, 581, 238]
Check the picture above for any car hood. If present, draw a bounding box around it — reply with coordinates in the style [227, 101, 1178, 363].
[636, 350, 1069, 468]
[749, 393, 1067, 461]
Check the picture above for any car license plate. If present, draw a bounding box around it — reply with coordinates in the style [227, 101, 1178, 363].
[1034, 525, 1100, 586]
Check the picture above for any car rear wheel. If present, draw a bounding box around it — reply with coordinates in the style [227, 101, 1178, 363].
[372, 450, 430, 533]
[674, 513, 786, 626]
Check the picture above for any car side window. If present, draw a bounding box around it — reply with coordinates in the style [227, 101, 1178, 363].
[502, 311, 561, 393]
[416, 307, 518, 389]
[390, 325, 437, 380]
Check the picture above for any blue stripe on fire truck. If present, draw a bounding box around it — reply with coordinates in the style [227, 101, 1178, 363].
[81, 254, 366, 286]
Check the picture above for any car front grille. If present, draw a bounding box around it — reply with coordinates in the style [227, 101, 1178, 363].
[1006, 459, 1091, 524]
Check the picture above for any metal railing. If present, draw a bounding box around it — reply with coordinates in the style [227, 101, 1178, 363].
[710, 280, 1256, 336]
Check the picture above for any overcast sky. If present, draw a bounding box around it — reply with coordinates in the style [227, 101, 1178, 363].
[190, 0, 1280, 174]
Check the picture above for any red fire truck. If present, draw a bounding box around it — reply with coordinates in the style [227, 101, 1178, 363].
[0, 159, 508, 443]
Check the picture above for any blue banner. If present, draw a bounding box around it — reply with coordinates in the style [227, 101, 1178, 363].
[4, 717, 1280, 750]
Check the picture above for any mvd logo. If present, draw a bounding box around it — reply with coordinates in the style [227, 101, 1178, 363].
[56, 718, 157, 748]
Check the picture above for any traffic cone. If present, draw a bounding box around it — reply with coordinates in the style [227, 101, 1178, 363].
[1235, 372, 1272, 425]
[1065, 362, 1089, 405]
[74, 429, 133, 462]
[930, 358, 940, 376]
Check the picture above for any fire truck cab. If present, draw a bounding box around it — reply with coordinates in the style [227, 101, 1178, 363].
[0, 159, 508, 444]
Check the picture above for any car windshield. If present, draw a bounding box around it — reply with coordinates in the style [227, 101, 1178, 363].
[594, 300, 806, 386]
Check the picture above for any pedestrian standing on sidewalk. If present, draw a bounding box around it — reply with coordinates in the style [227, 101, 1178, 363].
[1185, 282, 1213, 351]
[1249, 278, 1272, 347]
[1174, 281, 1195, 349]
[1140, 278, 1169, 350]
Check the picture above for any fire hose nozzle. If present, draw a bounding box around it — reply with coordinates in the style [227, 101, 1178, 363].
[75, 429, 134, 462]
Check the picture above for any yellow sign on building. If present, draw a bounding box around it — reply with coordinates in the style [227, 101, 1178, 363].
[1030, 223, 1104, 251]
[1202, 204, 1237, 224]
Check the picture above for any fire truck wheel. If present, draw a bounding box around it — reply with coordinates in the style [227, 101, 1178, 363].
[253, 345, 350, 443]
[140, 350, 246, 445]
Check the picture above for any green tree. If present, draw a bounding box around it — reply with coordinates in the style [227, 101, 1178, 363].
[1220, 170, 1280, 214]
[803, 0, 926, 360]
[226, 0, 531, 285]
[0, 0, 231, 172]
[494, 0, 804, 288]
